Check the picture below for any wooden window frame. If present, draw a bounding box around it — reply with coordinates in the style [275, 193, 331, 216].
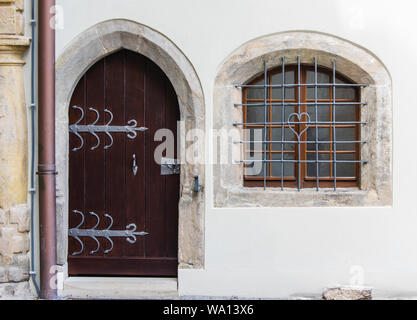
[243, 64, 361, 189]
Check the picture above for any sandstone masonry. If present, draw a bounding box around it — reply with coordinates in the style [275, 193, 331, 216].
[0, 0, 32, 299]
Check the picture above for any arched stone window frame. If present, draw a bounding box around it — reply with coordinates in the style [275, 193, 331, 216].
[55, 19, 205, 273]
[213, 31, 392, 207]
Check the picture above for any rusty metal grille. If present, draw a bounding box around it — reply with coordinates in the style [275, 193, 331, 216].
[234, 57, 368, 191]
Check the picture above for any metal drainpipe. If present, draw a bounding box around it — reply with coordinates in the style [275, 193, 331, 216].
[29, 0, 40, 297]
[38, 0, 57, 300]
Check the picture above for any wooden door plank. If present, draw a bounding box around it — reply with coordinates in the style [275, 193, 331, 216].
[164, 82, 180, 259]
[68, 256, 178, 277]
[82, 60, 106, 257]
[68, 77, 86, 257]
[125, 50, 146, 258]
[145, 60, 167, 258]
[104, 50, 126, 258]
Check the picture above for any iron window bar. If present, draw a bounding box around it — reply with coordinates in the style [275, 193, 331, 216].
[297, 56, 302, 191]
[235, 102, 367, 107]
[314, 57, 319, 190]
[240, 160, 368, 163]
[263, 61, 268, 189]
[236, 57, 368, 191]
[281, 57, 286, 190]
[236, 83, 368, 88]
[332, 61, 337, 190]
[234, 121, 367, 126]
[235, 140, 367, 144]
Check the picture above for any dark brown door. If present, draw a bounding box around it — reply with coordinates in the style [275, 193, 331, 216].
[68, 50, 180, 277]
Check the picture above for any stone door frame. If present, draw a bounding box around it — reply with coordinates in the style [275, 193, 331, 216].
[55, 19, 205, 283]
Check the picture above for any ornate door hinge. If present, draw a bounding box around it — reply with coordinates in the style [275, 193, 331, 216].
[69, 106, 148, 151]
[68, 210, 148, 256]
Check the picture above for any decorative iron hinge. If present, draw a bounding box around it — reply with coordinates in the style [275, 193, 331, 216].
[69, 106, 148, 151]
[68, 210, 148, 256]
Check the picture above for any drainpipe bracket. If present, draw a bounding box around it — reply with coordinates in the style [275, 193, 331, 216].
[36, 171, 58, 176]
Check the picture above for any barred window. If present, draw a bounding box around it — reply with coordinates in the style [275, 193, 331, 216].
[236, 58, 368, 190]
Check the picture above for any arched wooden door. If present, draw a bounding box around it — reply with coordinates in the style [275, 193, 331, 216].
[68, 49, 180, 277]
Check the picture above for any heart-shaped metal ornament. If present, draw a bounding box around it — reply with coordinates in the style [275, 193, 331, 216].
[287, 112, 311, 141]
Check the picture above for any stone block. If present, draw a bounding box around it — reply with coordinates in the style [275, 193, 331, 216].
[15, 0, 24, 12]
[0, 226, 16, 261]
[0, 7, 16, 34]
[0, 281, 33, 299]
[11, 232, 29, 254]
[9, 252, 29, 269]
[0, 36, 31, 208]
[0, 208, 7, 224]
[323, 287, 372, 300]
[9, 204, 29, 232]
[7, 266, 26, 282]
[0, 267, 7, 283]
[15, 11, 23, 35]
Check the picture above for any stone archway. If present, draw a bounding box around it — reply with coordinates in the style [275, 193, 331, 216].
[55, 19, 205, 272]
[213, 31, 392, 207]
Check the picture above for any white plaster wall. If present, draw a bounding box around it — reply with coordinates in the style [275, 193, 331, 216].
[53, 0, 417, 298]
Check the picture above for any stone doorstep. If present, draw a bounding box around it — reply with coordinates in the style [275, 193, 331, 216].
[62, 277, 179, 300]
[323, 286, 373, 300]
[0, 281, 36, 300]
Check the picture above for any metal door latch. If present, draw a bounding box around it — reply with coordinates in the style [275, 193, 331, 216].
[194, 175, 201, 193]
[161, 158, 180, 175]
[132, 154, 138, 176]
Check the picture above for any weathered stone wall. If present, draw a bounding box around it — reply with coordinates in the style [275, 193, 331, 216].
[0, 0, 32, 298]
[0, 0, 24, 35]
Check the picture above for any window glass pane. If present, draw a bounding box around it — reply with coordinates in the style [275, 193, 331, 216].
[271, 127, 295, 151]
[307, 153, 330, 177]
[335, 127, 355, 141]
[245, 153, 267, 177]
[307, 127, 331, 151]
[335, 78, 356, 100]
[271, 71, 295, 99]
[335, 127, 356, 151]
[336, 153, 356, 177]
[271, 104, 295, 122]
[307, 105, 330, 122]
[246, 106, 268, 123]
[245, 128, 267, 153]
[271, 153, 294, 177]
[307, 71, 330, 99]
[335, 104, 356, 122]
[335, 142, 356, 151]
[246, 79, 266, 100]
[245, 129, 268, 177]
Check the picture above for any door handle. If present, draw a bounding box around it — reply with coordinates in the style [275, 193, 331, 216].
[194, 175, 201, 193]
[132, 154, 138, 176]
